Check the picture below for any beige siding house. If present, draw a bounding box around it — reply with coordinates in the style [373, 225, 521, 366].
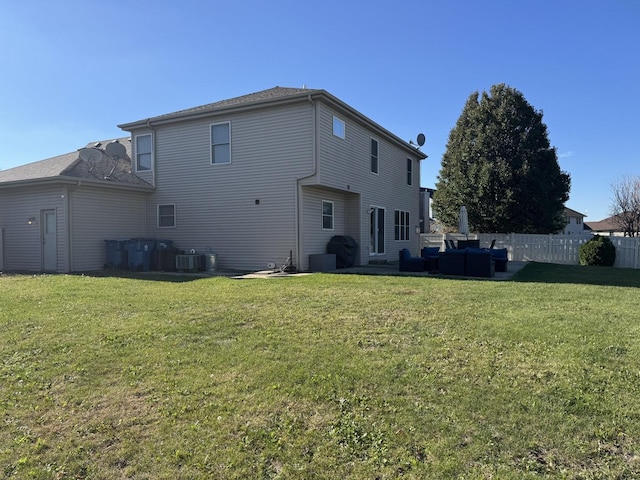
[119, 87, 427, 271]
[0, 87, 426, 272]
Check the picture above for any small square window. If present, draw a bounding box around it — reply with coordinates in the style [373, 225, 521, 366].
[158, 204, 175, 228]
[332, 116, 345, 139]
[322, 200, 334, 230]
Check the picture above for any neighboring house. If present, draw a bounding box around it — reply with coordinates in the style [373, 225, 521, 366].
[0, 87, 427, 272]
[562, 207, 588, 235]
[585, 215, 627, 236]
[0, 139, 153, 272]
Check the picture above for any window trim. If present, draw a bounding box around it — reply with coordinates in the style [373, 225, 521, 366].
[370, 138, 379, 174]
[332, 116, 345, 139]
[210, 121, 231, 165]
[157, 203, 176, 228]
[395, 210, 410, 241]
[322, 200, 334, 231]
[406, 158, 413, 186]
[135, 133, 153, 172]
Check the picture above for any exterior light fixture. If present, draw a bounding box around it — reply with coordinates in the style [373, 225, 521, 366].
[27, 216, 36, 225]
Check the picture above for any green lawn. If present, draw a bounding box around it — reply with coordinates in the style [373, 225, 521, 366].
[1, 264, 640, 479]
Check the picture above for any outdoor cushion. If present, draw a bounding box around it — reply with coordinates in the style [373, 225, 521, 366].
[421, 247, 440, 271]
[421, 247, 440, 257]
[490, 248, 508, 272]
[399, 249, 425, 272]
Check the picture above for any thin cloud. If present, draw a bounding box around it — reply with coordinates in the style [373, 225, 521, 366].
[558, 151, 575, 159]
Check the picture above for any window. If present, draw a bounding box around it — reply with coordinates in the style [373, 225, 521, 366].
[395, 210, 410, 241]
[135, 134, 152, 171]
[211, 122, 231, 164]
[322, 200, 334, 230]
[370, 138, 379, 174]
[407, 158, 413, 186]
[158, 204, 176, 228]
[332, 116, 345, 139]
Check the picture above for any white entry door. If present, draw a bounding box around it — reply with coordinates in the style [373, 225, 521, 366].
[42, 209, 57, 271]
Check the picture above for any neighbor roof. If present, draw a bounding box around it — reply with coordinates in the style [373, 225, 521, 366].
[585, 215, 623, 232]
[564, 207, 586, 217]
[0, 138, 153, 190]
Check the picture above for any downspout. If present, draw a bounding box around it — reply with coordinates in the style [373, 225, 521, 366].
[64, 183, 75, 272]
[146, 118, 156, 237]
[146, 118, 157, 189]
[295, 94, 319, 270]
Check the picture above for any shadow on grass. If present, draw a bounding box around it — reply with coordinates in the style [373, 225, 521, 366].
[73, 270, 214, 283]
[511, 262, 640, 288]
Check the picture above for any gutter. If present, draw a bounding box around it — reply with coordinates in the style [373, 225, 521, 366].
[0, 176, 155, 192]
[146, 118, 157, 188]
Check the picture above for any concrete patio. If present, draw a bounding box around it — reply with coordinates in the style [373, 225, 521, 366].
[230, 261, 528, 280]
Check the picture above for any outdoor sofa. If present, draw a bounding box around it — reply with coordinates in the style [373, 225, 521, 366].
[421, 247, 440, 271]
[438, 247, 496, 277]
[489, 248, 508, 272]
[464, 248, 495, 277]
[399, 248, 426, 272]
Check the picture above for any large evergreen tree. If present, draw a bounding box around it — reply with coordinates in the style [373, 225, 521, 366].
[433, 84, 570, 234]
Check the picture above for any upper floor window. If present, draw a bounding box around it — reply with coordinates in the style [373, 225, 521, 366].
[370, 138, 379, 174]
[211, 122, 231, 164]
[322, 200, 334, 230]
[406, 158, 413, 186]
[135, 134, 152, 171]
[395, 210, 410, 241]
[158, 204, 176, 228]
[332, 116, 345, 139]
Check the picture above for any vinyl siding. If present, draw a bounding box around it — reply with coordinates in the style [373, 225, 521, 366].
[300, 186, 349, 270]
[133, 102, 315, 270]
[315, 102, 422, 264]
[70, 186, 147, 271]
[0, 186, 66, 272]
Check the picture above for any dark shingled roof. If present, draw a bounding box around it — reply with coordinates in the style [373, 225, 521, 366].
[0, 137, 152, 188]
[564, 207, 586, 217]
[164, 86, 314, 116]
[585, 215, 624, 232]
[119, 86, 317, 128]
[116, 85, 428, 160]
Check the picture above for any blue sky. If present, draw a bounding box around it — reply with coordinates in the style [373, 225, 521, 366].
[1, 0, 637, 221]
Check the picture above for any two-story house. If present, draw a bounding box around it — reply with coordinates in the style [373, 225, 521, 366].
[562, 207, 588, 235]
[0, 87, 427, 273]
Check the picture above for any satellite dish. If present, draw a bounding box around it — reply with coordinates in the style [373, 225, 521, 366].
[416, 133, 426, 147]
[78, 148, 103, 163]
[105, 140, 127, 160]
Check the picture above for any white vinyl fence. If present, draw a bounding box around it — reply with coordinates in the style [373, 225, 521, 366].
[420, 233, 640, 269]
